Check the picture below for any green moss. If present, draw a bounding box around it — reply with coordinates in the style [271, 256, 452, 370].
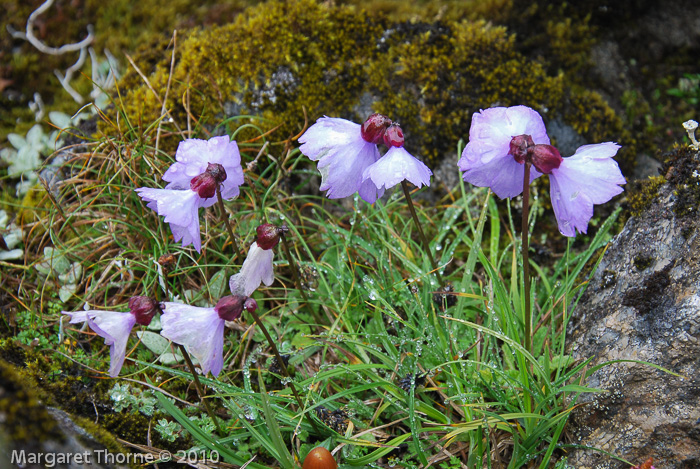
[0, 359, 62, 443]
[118, 0, 625, 172]
[628, 175, 664, 217]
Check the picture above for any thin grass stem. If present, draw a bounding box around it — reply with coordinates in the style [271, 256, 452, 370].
[401, 180, 443, 285]
[280, 235, 323, 325]
[178, 344, 225, 438]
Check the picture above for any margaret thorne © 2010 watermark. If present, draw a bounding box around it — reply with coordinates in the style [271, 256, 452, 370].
[10, 449, 220, 467]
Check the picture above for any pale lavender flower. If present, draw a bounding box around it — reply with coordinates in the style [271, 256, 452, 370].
[458, 105, 549, 199]
[299, 117, 385, 203]
[63, 297, 159, 377]
[300, 115, 432, 201]
[459, 105, 625, 237]
[160, 296, 256, 377]
[229, 241, 275, 296]
[549, 143, 625, 237]
[162, 136, 245, 207]
[136, 136, 244, 252]
[135, 188, 203, 251]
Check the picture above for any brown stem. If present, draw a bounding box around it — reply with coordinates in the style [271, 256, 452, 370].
[216, 187, 242, 261]
[401, 181, 443, 285]
[522, 163, 532, 355]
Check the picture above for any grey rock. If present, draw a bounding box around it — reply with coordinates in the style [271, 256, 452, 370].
[566, 150, 700, 468]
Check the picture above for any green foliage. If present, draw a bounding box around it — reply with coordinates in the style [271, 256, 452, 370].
[667, 73, 700, 106]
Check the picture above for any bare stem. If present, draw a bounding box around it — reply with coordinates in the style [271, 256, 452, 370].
[216, 187, 242, 261]
[522, 163, 532, 355]
[401, 181, 443, 285]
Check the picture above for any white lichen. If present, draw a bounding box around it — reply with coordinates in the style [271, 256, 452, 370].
[682, 119, 699, 150]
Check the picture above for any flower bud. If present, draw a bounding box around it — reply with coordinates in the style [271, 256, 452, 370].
[215, 295, 247, 321]
[383, 124, 404, 148]
[244, 297, 258, 313]
[128, 296, 162, 325]
[190, 163, 227, 199]
[361, 113, 391, 144]
[508, 134, 535, 164]
[256, 223, 289, 250]
[528, 144, 563, 174]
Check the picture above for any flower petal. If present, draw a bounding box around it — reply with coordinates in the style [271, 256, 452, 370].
[65, 310, 136, 377]
[136, 188, 203, 252]
[160, 303, 225, 376]
[549, 142, 625, 237]
[299, 117, 383, 203]
[363, 146, 432, 191]
[229, 242, 275, 296]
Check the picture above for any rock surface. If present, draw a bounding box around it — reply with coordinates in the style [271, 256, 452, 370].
[566, 147, 700, 468]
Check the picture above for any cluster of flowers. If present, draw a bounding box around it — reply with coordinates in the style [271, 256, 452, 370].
[63, 104, 625, 378]
[64, 136, 285, 377]
[301, 106, 625, 237]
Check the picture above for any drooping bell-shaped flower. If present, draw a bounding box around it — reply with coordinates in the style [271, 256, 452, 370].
[162, 136, 244, 207]
[458, 105, 549, 199]
[136, 136, 244, 252]
[63, 296, 161, 377]
[362, 124, 432, 191]
[548, 142, 625, 237]
[229, 224, 287, 296]
[299, 116, 386, 203]
[160, 295, 257, 377]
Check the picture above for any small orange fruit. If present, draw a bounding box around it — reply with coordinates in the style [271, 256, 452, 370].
[302, 447, 337, 469]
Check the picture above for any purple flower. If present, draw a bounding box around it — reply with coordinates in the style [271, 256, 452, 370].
[549, 143, 625, 237]
[458, 106, 549, 199]
[459, 105, 625, 237]
[63, 297, 159, 377]
[299, 117, 385, 203]
[136, 136, 244, 252]
[299, 115, 432, 202]
[229, 241, 275, 296]
[160, 296, 256, 377]
[362, 146, 432, 191]
[162, 136, 244, 207]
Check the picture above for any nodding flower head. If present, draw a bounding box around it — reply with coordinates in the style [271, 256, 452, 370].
[256, 223, 288, 250]
[128, 296, 162, 325]
[361, 113, 392, 144]
[383, 124, 405, 148]
[190, 162, 228, 199]
[508, 134, 535, 164]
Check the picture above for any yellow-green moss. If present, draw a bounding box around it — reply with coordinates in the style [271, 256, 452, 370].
[628, 175, 664, 217]
[118, 0, 627, 171]
[0, 358, 61, 443]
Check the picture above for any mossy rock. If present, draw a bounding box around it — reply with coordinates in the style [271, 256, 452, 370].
[118, 0, 633, 173]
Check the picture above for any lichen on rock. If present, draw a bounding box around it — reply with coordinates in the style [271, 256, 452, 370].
[566, 145, 700, 468]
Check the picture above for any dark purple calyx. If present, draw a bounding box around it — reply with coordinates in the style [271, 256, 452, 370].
[128, 296, 162, 325]
[256, 223, 289, 250]
[216, 295, 258, 320]
[508, 134, 535, 164]
[190, 163, 227, 199]
[383, 124, 404, 148]
[528, 144, 562, 174]
[361, 113, 392, 144]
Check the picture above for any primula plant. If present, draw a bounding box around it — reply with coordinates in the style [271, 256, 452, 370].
[43, 98, 636, 468]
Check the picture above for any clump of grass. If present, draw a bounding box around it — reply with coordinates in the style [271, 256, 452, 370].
[1, 89, 630, 468]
